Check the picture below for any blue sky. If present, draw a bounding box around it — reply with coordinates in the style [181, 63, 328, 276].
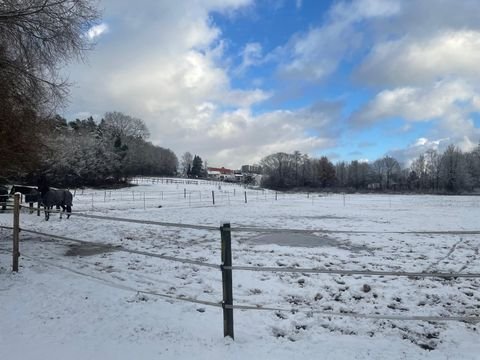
[65, 0, 480, 168]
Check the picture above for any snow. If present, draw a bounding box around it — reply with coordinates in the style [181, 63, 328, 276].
[1, 177, 480, 359]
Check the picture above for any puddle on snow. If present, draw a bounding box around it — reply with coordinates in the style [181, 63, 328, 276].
[65, 244, 118, 257]
[246, 233, 374, 253]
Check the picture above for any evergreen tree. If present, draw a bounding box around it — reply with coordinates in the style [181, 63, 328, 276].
[191, 155, 203, 178]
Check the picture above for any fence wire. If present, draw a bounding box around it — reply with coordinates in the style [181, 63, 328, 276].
[19, 205, 219, 231]
[224, 304, 480, 323]
[231, 225, 480, 235]
[17, 227, 480, 279]
[19, 205, 480, 235]
[18, 252, 222, 308]
[19, 228, 220, 269]
[224, 265, 480, 279]
[7, 247, 474, 323]
[4, 227, 479, 325]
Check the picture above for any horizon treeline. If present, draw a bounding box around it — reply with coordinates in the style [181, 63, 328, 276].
[260, 145, 480, 193]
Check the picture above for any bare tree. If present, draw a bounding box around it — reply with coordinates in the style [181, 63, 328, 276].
[101, 112, 150, 141]
[440, 145, 467, 192]
[0, 0, 100, 179]
[180, 152, 193, 177]
[383, 156, 401, 189]
[425, 149, 441, 191]
[293, 150, 301, 186]
[0, 0, 100, 112]
[261, 152, 291, 188]
[371, 159, 385, 188]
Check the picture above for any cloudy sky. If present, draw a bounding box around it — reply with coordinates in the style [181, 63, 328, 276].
[64, 0, 480, 168]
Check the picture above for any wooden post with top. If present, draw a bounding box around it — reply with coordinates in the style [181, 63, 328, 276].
[220, 222, 234, 339]
[13, 193, 20, 272]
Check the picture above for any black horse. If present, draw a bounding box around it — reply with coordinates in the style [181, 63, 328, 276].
[0, 185, 8, 210]
[41, 188, 73, 221]
[39, 185, 73, 221]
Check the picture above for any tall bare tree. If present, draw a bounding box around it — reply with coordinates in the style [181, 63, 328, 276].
[0, 0, 100, 111]
[0, 0, 100, 179]
[100, 112, 150, 141]
[180, 152, 193, 177]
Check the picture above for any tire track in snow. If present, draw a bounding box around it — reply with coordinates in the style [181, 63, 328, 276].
[458, 241, 480, 273]
[424, 237, 464, 272]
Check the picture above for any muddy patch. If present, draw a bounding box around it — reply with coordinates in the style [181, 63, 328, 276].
[246, 233, 374, 253]
[65, 243, 118, 257]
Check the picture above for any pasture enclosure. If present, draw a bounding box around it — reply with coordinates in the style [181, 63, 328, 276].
[1, 177, 480, 357]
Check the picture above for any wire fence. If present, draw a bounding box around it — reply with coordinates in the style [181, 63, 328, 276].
[17, 204, 480, 236]
[2, 192, 480, 339]
[7, 228, 480, 326]
[6, 176, 479, 215]
[19, 228, 220, 269]
[19, 251, 222, 308]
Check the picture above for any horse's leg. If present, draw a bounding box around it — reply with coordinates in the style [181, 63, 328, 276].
[66, 205, 71, 219]
[45, 206, 50, 221]
[56, 205, 62, 219]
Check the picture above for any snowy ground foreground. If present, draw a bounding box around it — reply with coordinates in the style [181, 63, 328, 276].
[1, 177, 480, 359]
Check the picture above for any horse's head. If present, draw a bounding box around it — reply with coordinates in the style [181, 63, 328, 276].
[37, 175, 50, 196]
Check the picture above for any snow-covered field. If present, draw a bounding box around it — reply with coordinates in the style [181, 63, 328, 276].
[1, 178, 480, 359]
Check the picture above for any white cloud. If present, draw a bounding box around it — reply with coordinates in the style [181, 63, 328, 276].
[204, 110, 335, 166]
[86, 23, 109, 40]
[387, 137, 445, 166]
[166, 103, 339, 168]
[357, 30, 480, 86]
[352, 79, 480, 160]
[235, 42, 263, 74]
[352, 80, 475, 125]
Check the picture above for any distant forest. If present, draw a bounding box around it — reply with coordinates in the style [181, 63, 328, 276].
[260, 146, 480, 194]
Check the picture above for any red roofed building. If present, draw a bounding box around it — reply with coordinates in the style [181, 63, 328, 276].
[207, 167, 236, 181]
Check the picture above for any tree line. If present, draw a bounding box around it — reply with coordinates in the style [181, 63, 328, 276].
[260, 145, 480, 193]
[43, 112, 178, 187]
[2, 110, 178, 187]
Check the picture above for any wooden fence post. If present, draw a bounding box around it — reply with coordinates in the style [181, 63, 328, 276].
[244, 191, 247, 204]
[37, 199, 40, 217]
[13, 193, 20, 272]
[220, 223, 234, 339]
[184, 188, 186, 199]
[212, 191, 215, 205]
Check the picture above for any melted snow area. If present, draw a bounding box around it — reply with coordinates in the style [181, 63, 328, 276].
[1, 178, 480, 359]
